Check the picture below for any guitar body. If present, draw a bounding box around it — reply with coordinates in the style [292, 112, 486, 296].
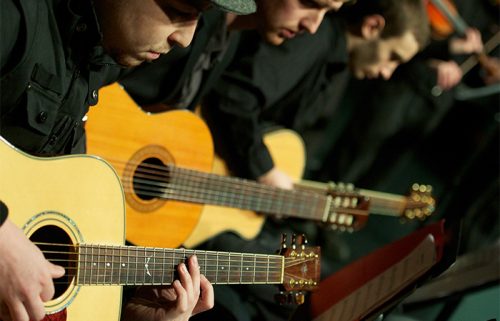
[0, 137, 125, 321]
[184, 129, 306, 247]
[86, 84, 214, 247]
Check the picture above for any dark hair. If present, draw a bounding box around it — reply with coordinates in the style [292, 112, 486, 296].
[340, 0, 430, 48]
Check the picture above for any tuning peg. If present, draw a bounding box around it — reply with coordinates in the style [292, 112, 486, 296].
[412, 183, 420, 192]
[275, 291, 306, 305]
[281, 234, 287, 249]
[300, 234, 308, 250]
[292, 292, 305, 305]
[346, 183, 355, 191]
[292, 234, 297, 250]
[275, 291, 288, 305]
[405, 209, 416, 219]
[327, 181, 337, 192]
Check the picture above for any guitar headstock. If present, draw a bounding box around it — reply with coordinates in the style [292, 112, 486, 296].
[276, 234, 321, 305]
[403, 184, 435, 220]
[325, 182, 371, 232]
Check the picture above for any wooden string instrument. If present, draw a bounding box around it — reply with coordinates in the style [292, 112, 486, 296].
[427, 0, 500, 95]
[0, 135, 321, 321]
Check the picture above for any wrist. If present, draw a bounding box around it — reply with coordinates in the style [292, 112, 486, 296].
[0, 200, 8, 227]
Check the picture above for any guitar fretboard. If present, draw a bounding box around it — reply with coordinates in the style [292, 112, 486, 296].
[165, 165, 329, 220]
[77, 245, 284, 286]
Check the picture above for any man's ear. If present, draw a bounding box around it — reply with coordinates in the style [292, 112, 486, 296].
[361, 14, 385, 40]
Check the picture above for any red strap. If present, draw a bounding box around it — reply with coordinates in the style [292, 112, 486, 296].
[39, 309, 67, 321]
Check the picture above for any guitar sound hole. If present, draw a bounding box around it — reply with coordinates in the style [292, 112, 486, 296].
[133, 157, 170, 201]
[30, 226, 75, 298]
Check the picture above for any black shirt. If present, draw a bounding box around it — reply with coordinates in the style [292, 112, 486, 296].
[201, 16, 349, 179]
[0, 0, 122, 156]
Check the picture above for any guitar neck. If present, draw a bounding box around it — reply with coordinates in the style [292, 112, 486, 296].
[357, 189, 406, 217]
[298, 180, 404, 217]
[160, 165, 330, 221]
[76, 244, 284, 286]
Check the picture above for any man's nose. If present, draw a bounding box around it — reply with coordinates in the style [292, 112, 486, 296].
[300, 9, 327, 34]
[168, 19, 199, 48]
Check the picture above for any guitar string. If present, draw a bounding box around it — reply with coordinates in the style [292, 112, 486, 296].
[39, 245, 291, 283]
[36, 242, 315, 257]
[103, 157, 365, 219]
[108, 155, 331, 203]
[36, 243, 313, 277]
[124, 161, 326, 209]
[35, 243, 301, 265]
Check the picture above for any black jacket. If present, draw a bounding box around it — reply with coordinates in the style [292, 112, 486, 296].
[201, 16, 349, 179]
[0, 0, 122, 156]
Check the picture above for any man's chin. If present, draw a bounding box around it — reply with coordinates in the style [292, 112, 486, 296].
[261, 32, 285, 46]
[113, 55, 145, 68]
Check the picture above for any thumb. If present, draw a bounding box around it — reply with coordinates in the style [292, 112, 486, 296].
[49, 262, 66, 278]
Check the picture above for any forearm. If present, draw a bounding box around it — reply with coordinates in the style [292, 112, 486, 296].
[202, 89, 274, 179]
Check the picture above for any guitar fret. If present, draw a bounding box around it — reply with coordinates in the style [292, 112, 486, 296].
[107, 245, 113, 284]
[92, 245, 97, 285]
[102, 245, 106, 285]
[117, 247, 124, 284]
[142, 247, 147, 285]
[115, 246, 119, 285]
[152, 248, 157, 283]
[204, 252, 208, 277]
[126, 247, 130, 284]
[253, 254, 257, 283]
[152, 248, 159, 284]
[227, 252, 231, 283]
[104, 245, 109, 284]
[76, 246, 82, 285]
[240, 254, 250, 283]
[266, 255, 270, 283]
[78, 245, 85, 285]
[171, 249, 175, 284]
[106, 245, 111, 284]
[97, 245, 102, 285]
[215, 252, 219, 283]
[228, 252, 241, 283]
[134, 247, 139, 285]
[89, 246, 94, 284]
[161, 249, 166, 284]
[240, 253, 244, 283]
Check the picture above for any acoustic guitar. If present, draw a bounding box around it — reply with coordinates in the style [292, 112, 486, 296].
[86, 84, 370, 248]
[86, 84, 434, 248]
[0, 135, 320, 321]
